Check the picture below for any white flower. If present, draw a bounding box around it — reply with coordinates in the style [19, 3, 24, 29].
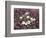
[21, 21, 25, 25]
[26, 20, 30, 24]
[19, 16, 23, 19]
[25, 23, 27, 25]
[26, 16, 30, 18]
[30, 18, 36, 22]
[25, 12, 29, 15]
[30, 18, 33, 20]
[33, 18, 36, 21]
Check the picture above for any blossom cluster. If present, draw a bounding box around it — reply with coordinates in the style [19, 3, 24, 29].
[14, 8, 39, 29]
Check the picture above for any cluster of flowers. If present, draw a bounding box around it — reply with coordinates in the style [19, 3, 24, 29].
[14, 8, 39, 29]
